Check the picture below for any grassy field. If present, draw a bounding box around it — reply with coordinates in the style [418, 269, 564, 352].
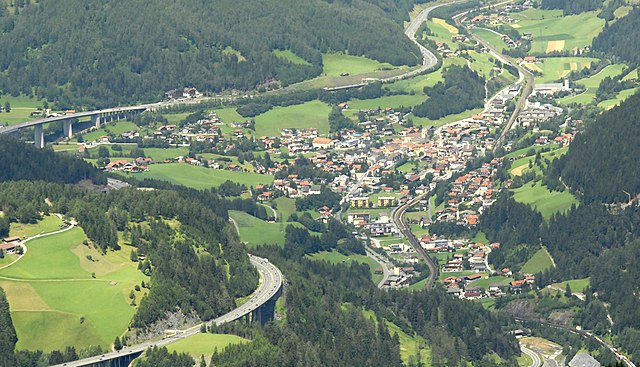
[0, 226, 145, 351]
[272, 197, 297, 221]
[559, 64, 627, 105]
[273, 50, 312, 66]
[509, 146, 568, 178]
[509, 9, 604, 54]
[552, 277, 590, 293]
[521, 248, 555, 274]
[472, 28, 509, 51]
[166, 333, 248, 359]
[229, 210, 288, 247]
[9, 215, 64, 238]
[532, 57, 598, 84]
[82, 121, 140, 142]
[309, 251, 383, 284]
[511, 181, 577, 220]
[348, 94, 426, 110]
[597, 87, 639, 110]
[0, 94, 43, 126]
[253, 100, 331, 137]
[133, 163, 274, 189]
[517, 351, 534, 367]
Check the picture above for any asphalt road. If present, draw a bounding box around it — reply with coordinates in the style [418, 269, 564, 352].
[391, 192, 438, 290]
[50, 254, 282, 367]
[520, 344, 543, 367]
[365, 245, 393, 288]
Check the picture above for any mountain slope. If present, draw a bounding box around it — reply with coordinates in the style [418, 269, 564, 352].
[0, 0, 423, 107]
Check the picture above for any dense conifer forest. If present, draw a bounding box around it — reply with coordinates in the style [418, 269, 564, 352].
[0, 0, 426, 107]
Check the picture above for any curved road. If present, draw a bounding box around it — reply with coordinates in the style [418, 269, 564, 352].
[50, 254, 282, 367]
[391, 192, 438, 290]
[520, 344, 543, 367]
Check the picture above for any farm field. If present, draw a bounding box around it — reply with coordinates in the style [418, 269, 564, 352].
[511, 181, 578, 220]
[167, 333, 248, 359]
[558, 64, 627, 105]
[508, 9, 604, 54]
[309, 250, 383, 284]
[0, 225, 145, 351]
[472, 28, 509, 51]
[531, 57, 598, 84]
[521, 248, 555, 274]
[253, 100, 331, 137]
[0, 94, 43, 126]
[133, 163, 274, 189]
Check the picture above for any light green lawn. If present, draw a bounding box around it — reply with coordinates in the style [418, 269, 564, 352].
[253, 100, 331, 137]
[0, 94, 42, 126]
[133, 163, 274, 189]
[597, 87, 639, 110]
[408, 277, 429, 291]
[348, 94, 426, 110]
[214, 107, 245, 125]
[509, 146, 568, 178]
[509, 9, 604, 54]
[552, 277, 590, 292]
[411, 108, 484, 128]
[622, 68, 637, 81]
[533, 57, 599, 84]
[273, 50, 311, 66]
[308, 251, 383, 284]
[272, 197, 297, 221]
[517, 351, 534, 367]
[229, 210, 289, 247]
[472, 28, 509, 51]
[504, 143, 560, 160]
[559, 64, 627, 105]
[9, 215, 64, 238]
[424, 18, 460, 51]
[521, 248, 555, 274]
[167, 333, 248, 358]
[82, 121, 140, 142]
[387, 58, 466, 94]
[0, 226, 144, 351]
[511, 181, 577, 220]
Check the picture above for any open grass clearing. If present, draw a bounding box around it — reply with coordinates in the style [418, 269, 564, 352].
[253, 100, 331, 137]
[558, 64, 627, 105]
[272, 197, 297, 221]
[167, 333, 248, 359]
[229, 210, 288, 247]
[597, 87, 640, 110]
[0, 226, 145, 351]
[132, 163, 274, 189]
[433, 18, 458, 34]
[521, 248, 555, 274]
[273, 50, 311, 66]
[472, 28, 510, 51]
[308, 251, 383, 284]
[0, 94, 43, 126]
[9, 214, 64, 238]
[82, 121, 140, 142]
[551, 277, 590, 293]
[348, 94, 426, 110]
[511, 181, 578, 220]
[533, 57, 598, 84]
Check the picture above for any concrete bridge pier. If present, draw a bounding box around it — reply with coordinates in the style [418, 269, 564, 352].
[91, 114, 102, 128]
[34, 124, 45, 148]
[63, 120, 73, 139]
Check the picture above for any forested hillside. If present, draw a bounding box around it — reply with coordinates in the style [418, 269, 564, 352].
[0, 136, 104, 184]
[0, 0, 424, 107]
[0, 288, 17, 367]
[593, 8, 640, 65]
[540, 0, 604, 15]
[547, 92, 640, 203]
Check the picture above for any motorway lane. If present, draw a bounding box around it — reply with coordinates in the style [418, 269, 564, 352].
[391, 192, 438, 290]
[50, 254, 282, 367]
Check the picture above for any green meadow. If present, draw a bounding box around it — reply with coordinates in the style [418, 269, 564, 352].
[9, 214, 64, 238]
[471, 28, 508, 51]
[531, 57, 598, 84]
[81, 121, 140, 142]
[552, 277, 590, 293]
[521, 248, 555, 274]
[597, 87, 640, 110]
[0, 225, 146, 351]
[167, 333, 248, 359]
[0, 94, 43, 126]
[273, 50, 312, 66]
[558, 64, 627, 105]
[253, 100, 331, 137]
[133, 163, 274, 189]
[511, 181, 577, 220]
[229, 210, 288, 247]
[509, 9, 604, 54]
